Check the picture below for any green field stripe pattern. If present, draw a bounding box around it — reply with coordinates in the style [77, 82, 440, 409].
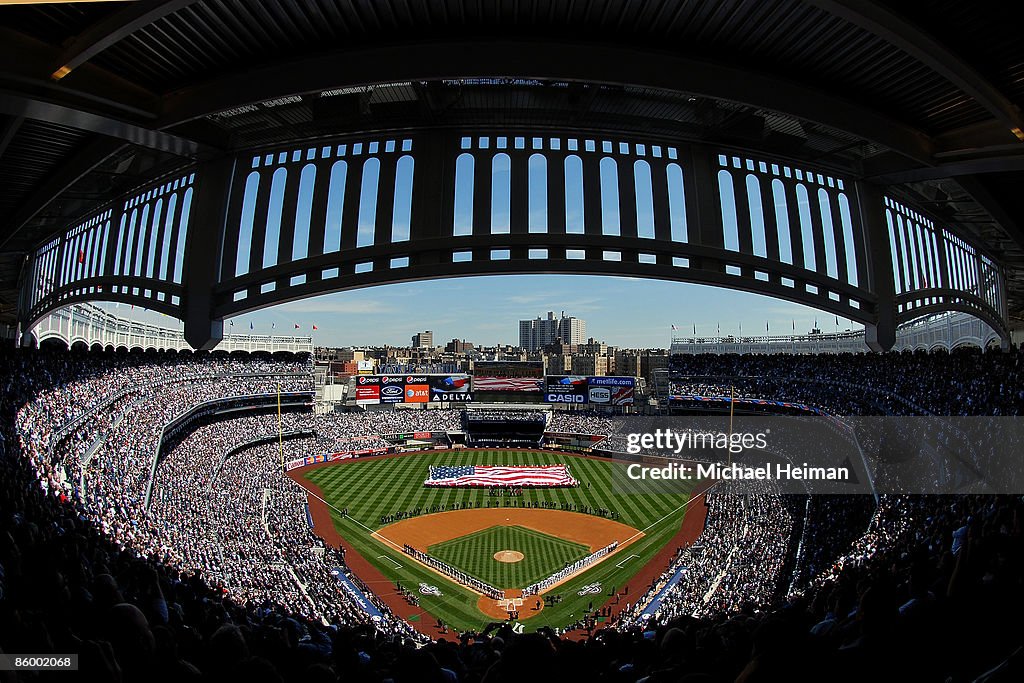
[301, 450, 696, 632]
[429, 525, 589, 589]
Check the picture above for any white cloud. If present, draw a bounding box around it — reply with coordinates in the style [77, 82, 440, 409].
[272, 299, 396, 315]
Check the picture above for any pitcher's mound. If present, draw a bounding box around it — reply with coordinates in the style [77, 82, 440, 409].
[493, 550, 525, 563]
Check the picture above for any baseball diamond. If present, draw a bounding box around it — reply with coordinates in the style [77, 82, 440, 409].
[295, 449, 698, 632]
[428, 525, 590, 589]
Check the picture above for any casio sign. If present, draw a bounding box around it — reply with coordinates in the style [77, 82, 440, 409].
[546, 393, 585, 403]
[381, 385, 404, 397]
[589, 387, 611, 403]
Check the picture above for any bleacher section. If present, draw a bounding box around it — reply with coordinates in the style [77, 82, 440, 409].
[462, 405, 550, 447]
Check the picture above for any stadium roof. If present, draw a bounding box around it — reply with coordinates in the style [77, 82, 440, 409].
[1, 0, 1023, 327]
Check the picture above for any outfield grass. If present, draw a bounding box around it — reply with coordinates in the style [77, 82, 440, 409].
[300, 449, 695, 632]
[429, 525, 589, 589]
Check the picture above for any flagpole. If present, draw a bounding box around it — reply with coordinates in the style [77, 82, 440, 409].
[277, 382, 284, 470]
[728, 385, 735, 467]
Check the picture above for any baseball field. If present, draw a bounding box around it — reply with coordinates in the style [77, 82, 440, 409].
[296, 449, 699, 633]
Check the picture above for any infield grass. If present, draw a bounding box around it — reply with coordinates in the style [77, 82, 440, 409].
[429, 525, 589, 589]
[299, 449, 696, 632]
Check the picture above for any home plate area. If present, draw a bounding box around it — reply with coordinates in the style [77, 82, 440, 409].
[479, 589, 540, 621]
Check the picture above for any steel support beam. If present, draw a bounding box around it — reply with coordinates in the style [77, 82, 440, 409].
[855, 181, 896, 351]
[0, 137, 127, 251]
[870, 153, 1024, 183]
[182, 156, 233, 350]
[0, 115, 24, 160]
[160, 40, 935, 165]
[51, 1, 201, 78]
[807, 0, 1024, 141]
[0, 91, 212, 157]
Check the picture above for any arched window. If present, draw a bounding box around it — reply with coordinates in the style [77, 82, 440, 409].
[113, 213, 127, 277]
[356, 158, 380, 248]
[528, 154, 547, 233]
[453, 153, 474, 236]
[123, 209, 138, 277]
[634, 160, 655, 239]
[771, 180, 792, 264]
[236, 172, 260, 275]
[817, 188, 838, 279]
[666, 163, 687, 242]
[173, 187, 192, 284]
[392, 155, 414, 242]
[885, 210, 902, 294]
[600, 157, 620, 236]
[795, 184, 815, 271]
[263, 167, 288, 268]
[837, 194, 858, 286]
[491, 153, 511, 234]
[292, 164, 316, 261]
[146, 199, 163, 277]
[160, 194, 178, 280]
[134, 204, 150, 276]
[324, 160, 347, 253]
[718, 170, 739, 251]
[746, 175, 767, 258]
[565, 155, 584, 234]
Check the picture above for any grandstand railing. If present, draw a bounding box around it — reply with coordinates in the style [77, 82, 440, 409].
[31, 302, 314, 353]
[670, 311, 999, 354]
[145, 391, 314, 509]
[50, 370, 312, 462]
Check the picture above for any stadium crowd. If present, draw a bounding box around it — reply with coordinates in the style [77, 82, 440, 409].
[1, 346, 1022, 681]
[621, 481, 796, 626]
[668, 346, 1024, 416]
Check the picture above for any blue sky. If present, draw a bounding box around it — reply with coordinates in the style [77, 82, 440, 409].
[116, 275, 861, 348]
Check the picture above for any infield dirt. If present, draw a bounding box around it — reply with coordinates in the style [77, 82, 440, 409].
[376, 508, 640, 553]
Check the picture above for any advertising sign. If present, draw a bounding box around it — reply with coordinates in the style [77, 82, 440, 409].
[380, 383, 406, 403]
[355, 375, 381, 404]
[355, 374, 474, 404]
[544, 376, 636, 405]
[544, 376, 589, 403]
[589, 376, 635, 405]
[404, 384, 429, 403]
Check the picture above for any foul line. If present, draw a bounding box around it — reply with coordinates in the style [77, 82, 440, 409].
[378, 555, 403, 569]
[621, 485, 714, 546]
[615, 554, 640, 568]
[293, 479, 408, 554]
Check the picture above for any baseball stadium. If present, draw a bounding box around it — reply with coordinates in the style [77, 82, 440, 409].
[3, 2, 1024, 682]
[293, 445, 703, 633]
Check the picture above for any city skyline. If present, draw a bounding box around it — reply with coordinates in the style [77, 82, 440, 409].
[519, 311, 587, 351]
[102, 274, 863, 349]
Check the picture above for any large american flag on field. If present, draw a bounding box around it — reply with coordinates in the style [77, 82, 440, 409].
[425, 465, 578, 487]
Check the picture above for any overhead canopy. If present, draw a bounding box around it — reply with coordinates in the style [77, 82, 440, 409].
[1, 0, 1022, 325]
